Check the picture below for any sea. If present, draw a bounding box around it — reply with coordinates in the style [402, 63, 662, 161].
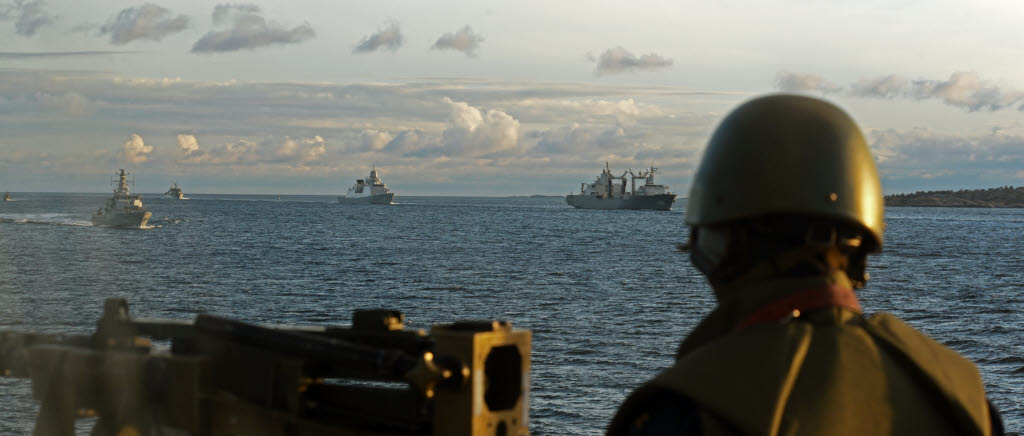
[0, 193, 1021, 435]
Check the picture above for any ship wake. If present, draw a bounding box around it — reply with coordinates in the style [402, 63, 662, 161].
[0, 213, 92, 227]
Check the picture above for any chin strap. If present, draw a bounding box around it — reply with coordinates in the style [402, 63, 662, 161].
[736, 284, 861, 330]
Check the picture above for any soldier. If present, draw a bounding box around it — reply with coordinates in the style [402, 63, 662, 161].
[608, 95, 1004, 435]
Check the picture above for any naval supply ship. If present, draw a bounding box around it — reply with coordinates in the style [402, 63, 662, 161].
[338, 167, 395, 204]
[164, 182, 184, 199]
[92, 169, 152, 228]
[567, 163, 676, 210]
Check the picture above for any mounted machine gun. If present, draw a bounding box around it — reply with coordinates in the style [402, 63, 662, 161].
[0, 299, 531, 436]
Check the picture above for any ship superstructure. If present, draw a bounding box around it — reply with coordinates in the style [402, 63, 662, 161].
[92, 169, 152, 228]
[164, 182, 184, 200]
[338, 167, 395, 204]
[566, 163, 676, 210]
[2, 192, 9, 201]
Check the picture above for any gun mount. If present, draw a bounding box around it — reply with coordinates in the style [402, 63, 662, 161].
[0, 299, 531, 436]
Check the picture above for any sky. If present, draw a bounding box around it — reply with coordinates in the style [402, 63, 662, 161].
[1, 0, 1023, 195]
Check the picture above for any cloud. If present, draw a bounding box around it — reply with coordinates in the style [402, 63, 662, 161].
[345, 99, 524, 160]
[211, 4, 258, 24]
[177, 134, 199, 154]
[592, 47, 673, 76]
[0, 0, 55, 36]
[0, 50, 135, 58]
[431, 26, 483, 57]
[849, 74, 907, 99]
[510, 98, 667, 125]
[192, 4, 315, 53]
[354, 21, 403, 53]
[862, 72, 1024, 112]
[382, 130, 437, 155]
[99, 3, 189, 44]
[274, 136, 326, 163]
[176, 135, 327, 167]
[360, 129, 393, 151]
[533, 123, 637, 155]
[441, 97, 520, 156]
[775, 71, 842, 94]
[121, 134, 153, 164]
[868, 127, 1024, 179]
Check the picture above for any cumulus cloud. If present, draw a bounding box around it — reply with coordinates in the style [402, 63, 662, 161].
[382, 130, 436, 155]
[274, 135, 326, 163]
[177, 134, 199, 155]
[0, 0, 55, 36]
[121, 134, 153, 164]
[441, 97, 520, 156]
[533, 123, 637, 155]
[176, 135, 327, 167]
[868, 128, 1024, 180]
[192, 4, 315, 53]
[591, 47, 673, 76]
[354, 21, 403, 53]
[349, 99, 524, 160]
[849, 74, 907, 98]
[99, 3, 189, 44]
[511, 98, 666, 125]
[431, 26, 483, 57]
[775, 71, 842, 94]
[360, 129, 393, 151]
[854, 71, 1024, 112]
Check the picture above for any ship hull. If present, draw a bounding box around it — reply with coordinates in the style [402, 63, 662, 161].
[337, 193, 395, 204]
[566, 194, 676, 211]
[91, 211, 152, 228]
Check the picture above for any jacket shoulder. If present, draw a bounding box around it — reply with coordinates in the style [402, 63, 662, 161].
[863, 313, 991, 435]
[609, 323, 814, 436]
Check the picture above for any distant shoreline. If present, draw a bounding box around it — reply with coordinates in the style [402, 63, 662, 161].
[885, 186, 1024, 208]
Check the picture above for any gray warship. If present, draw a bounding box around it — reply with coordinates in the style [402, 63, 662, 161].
[338, 167, 395, 204]
[92, 169, 152, 228]
[164, 181, 184, 199]
[567, 163, 676, 210]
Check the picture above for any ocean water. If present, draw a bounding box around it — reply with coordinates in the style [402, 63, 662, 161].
[0, 193, 1021, 434]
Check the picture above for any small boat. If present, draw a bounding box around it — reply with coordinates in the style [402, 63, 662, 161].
[338, 167, 395, 204]
[164, 182, 184, 199]
[92, 169, 152, 228]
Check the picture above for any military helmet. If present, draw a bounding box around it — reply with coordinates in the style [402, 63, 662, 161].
[686, 94, 884, 251]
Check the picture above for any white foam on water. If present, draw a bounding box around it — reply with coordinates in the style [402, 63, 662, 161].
[0, 213, 91, 227]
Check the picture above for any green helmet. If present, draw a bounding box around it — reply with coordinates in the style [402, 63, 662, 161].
[686, 94, 884, 251]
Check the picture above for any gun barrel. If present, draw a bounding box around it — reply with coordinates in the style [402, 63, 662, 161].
[194, 314, 419, 380]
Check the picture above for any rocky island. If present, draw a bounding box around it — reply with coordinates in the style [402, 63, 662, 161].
[885, 186, 1024, 208]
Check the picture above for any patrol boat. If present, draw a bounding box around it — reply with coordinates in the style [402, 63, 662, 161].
[164, 182, 183, 199]
[567, 163, 676, 210]
[338, 167, 395, 204]
[92, 169, 152, 228]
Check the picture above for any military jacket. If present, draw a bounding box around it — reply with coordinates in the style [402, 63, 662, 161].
[608, 272, 995, 436]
